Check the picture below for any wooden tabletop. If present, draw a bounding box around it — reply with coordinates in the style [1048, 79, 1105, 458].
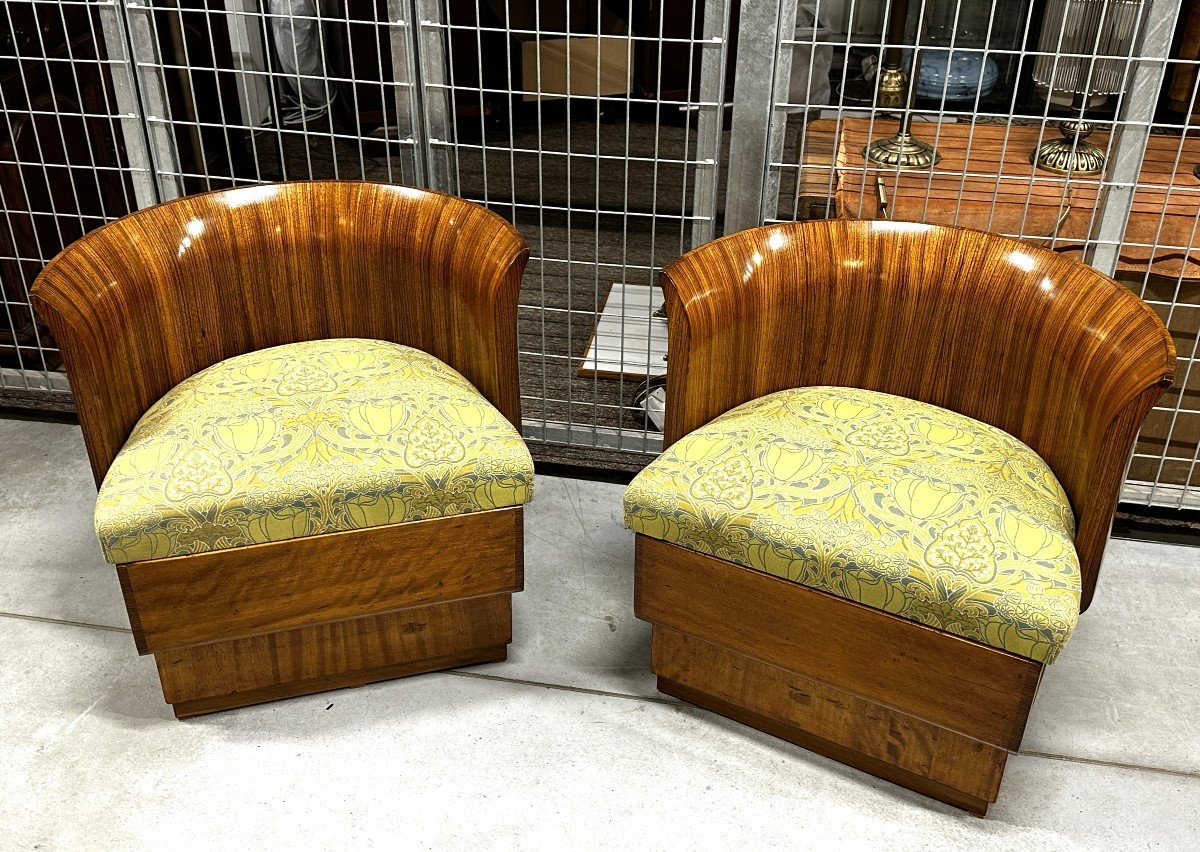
[815, 118, 1200, 280]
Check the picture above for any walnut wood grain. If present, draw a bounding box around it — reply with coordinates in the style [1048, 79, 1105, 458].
[30, 181, 529, 485]
[30, 181, 530, 717]
[158, 594, 512, 717]
[654, 627, 1006, 814]
[171, 646, 508, 719]
[119, 506, 524, 654]
[635, 536, 1042, 752]
[660, 220, 1174, 611]
[833, 119, 1200, 279]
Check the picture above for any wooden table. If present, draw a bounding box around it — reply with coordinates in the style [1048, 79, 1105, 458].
[822, 118, 1200, 280]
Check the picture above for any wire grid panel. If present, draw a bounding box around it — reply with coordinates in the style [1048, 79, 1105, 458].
[412, 0, 729, 457]
[26, 0, 731, 462]
[0, 0, 146, 408]
[1121, 24, 1200, 512]
[121, 0, 423, 195]
[0, 0, 427, 406]
[740, 0, 1200, 508]
[7, 0, 1200, 503]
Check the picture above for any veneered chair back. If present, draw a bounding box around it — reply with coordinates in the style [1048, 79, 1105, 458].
[32, 181, 528, 486]
[660, 220, 1174, 609]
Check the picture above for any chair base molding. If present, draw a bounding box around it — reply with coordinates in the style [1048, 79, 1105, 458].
[157, 595, 512, 718]
[169, 645, 509, 719]
[117, 508, 524, 653]
[635, 535, 1043, 815]
[653, 627, 1002, 816]
[113, 508, 524, 717]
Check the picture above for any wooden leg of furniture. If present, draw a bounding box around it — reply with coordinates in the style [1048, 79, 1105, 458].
[634, 535, 1044, 816]
[113, 508, 525, 718]
[157, 595, 512, 718]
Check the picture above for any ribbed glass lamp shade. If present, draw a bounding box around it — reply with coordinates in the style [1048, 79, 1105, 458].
[1032, 0, 1143, 97]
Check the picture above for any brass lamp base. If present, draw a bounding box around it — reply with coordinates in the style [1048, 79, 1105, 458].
[874, 66, 911, 110]
[1031, 120, 1105, 176]
[864, 132, 941, 170]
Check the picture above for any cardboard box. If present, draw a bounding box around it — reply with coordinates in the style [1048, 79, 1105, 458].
[476, 1, 630, 102]
[521, 35, 632, 101]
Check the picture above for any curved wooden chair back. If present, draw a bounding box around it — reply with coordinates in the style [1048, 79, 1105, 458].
[32, 181, 528, 487]
[660, 220, 1175, 610]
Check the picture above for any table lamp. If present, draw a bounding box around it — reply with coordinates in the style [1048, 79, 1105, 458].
[1030, 0, 1144, 176]
[864, 0, 940, 169]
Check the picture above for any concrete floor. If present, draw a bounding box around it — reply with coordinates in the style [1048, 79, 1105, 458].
[2, 416, 1198, 849]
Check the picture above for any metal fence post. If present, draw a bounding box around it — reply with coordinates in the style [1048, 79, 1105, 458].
[690, 0, 732, 248]
[1085, 0, 1183, 275]
[385, 0, 423, 184]
[96, 0, 161, 208]
[121, 0, 185, 201]
[411, 0, 453, 192]
[723, 0, 798, 234]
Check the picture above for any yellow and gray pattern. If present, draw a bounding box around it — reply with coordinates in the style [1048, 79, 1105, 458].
[624, 386, 1080, 663]
[95, 339, 533, 563]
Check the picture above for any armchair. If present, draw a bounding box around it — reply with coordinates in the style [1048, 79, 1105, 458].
[33, 181, 532, 717]
[627, 220, 1173, 813]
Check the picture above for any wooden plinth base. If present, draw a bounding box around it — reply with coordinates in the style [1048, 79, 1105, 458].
[158, 594, 512, 718]
[635, 535, 1043, 815]
[653, 628, 1002, 815]
[114, 508, 525, 718]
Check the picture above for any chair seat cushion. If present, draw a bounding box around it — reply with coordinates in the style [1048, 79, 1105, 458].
[624, 386, 1081, 663]
[95, 339, 533, 563]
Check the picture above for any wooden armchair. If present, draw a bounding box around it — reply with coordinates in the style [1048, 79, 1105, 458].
[628, 220, 1173, 813]
[32, 181, 531, 717]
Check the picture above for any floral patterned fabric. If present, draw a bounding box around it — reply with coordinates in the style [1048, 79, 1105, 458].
[624, 386, 1080, 663]
[95, 339, 533, 564]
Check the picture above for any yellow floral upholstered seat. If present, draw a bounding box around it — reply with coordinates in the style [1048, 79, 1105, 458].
[95, 339, 534, 563]
[624, 386, 1081, 663]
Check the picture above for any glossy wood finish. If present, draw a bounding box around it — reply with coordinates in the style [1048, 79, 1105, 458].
[835, 119, 1200, 280]
[637, 541, 1024, 816]
[660, 220, 1174, 610]
[654, 629, 1006, 815]
[119, 507, 524, 654]
[636, 537, 1042, 752]
[31, 181, 529, 485]
[644, 221, 1173, 812]
[29, 182, 530, 716]
[159, 596, 512, 719]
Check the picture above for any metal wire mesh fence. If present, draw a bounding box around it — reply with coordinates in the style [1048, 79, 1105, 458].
[4, 0, 1200, 506]
[746, 0, 1198, 508]
[410, 0, 729, 460]
[0, 0, 139, 408]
